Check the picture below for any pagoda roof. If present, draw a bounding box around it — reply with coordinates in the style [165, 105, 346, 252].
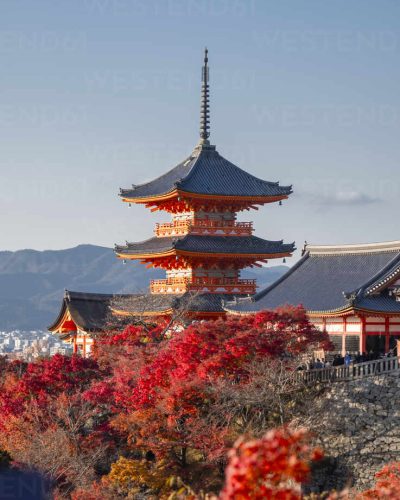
[120, 144, 292, 202]
[115, 234, 295, 258]
[225, 241, 400, 315]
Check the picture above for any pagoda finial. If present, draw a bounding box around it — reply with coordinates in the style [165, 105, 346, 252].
[199, 47, 210, 145]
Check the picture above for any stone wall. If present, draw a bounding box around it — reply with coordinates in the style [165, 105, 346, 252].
[309, 371, 400, 492]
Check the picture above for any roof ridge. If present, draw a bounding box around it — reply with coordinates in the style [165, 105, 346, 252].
[307, 240, 400, 256]
[174, 146, 205, 188]
[66, 290, 116, 300]
[362, 253, 400, 296]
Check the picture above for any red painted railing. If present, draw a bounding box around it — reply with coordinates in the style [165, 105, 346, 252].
[155, 220, 253, 237]
[150, 277, 256, 294]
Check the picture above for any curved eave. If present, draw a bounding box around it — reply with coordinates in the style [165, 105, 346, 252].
[48, 307, 82, 333]
[112, 307, 174, 317]
[226, 304, 400, 318]
[112, 307, 223, 318]
[309, 305, 400, 317]
[116, 249, 293, 260]
[365, 264, 400, 296]
[224, 303, 355, 317]
[48, 305, 70, 332]
[47, 306, 68, 333]
[120, 188, 290, 205]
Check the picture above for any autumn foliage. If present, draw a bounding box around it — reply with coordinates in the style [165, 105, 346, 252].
[221, 427, 323, 500]
[357, 462, 400, 499]
[0, 307, 398, 498]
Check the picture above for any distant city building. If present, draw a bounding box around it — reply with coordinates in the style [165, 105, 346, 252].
[0, 330, 72, 361]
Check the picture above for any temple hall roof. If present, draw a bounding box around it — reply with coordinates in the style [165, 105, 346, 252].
[48, 291, 114, 332]
[115, 235, 295, 258]
[114, 292, 240, 315]
[119, 144, 292, 201]
[49, 291, 250, 335]
[226, 241, 400, 315]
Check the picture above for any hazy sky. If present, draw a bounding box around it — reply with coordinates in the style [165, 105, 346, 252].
[1, 0, 400, 262]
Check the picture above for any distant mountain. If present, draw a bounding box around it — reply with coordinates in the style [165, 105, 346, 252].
[0, 245, 288, 330]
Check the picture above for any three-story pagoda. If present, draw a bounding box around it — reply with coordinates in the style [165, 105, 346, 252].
[114, 49, 295, 316]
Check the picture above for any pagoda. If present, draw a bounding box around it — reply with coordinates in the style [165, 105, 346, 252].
[48, 49, 295, 356]
[114, 49, 295, 316]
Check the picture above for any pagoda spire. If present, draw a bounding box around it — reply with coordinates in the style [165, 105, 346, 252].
[199, 47, 210, 145]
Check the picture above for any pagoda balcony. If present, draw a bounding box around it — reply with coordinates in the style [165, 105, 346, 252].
[155, 220, 253, 237]
[150, 277, 257, 294]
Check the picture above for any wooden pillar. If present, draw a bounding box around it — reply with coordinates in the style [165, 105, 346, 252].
[73, 335, 78, 355]
[83, 334, 87, 358]
[385, 317, 390, 353]
[361, 316, 367, 353]
[343, 316, 347, 355]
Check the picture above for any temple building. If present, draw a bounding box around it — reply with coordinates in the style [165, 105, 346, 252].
[226, 241, 400, 355]
[48, 291, 114, 356]
[48, 49, 295, 355]
[49, 50, 399, 358]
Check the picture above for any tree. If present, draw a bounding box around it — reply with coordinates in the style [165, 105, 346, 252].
[220, 427, 323, 500]
[0, 355, 108, 496]
[0, 307, 333, 498]
[0, 354, 101, 421]
[357, 462, 400, 499]
[96, 306, 330, 494]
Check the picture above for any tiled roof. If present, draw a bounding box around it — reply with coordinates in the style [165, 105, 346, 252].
[49, 291, 249, 333]
[177, 292, 245, 313]
[48, 291, 114, 331]
[111, 293, 177, 313]
[226, 241, 400, 314]
[355, 295, 400, 313]
[120, 144, 292, 200]
[114, 292, 243, 314]
[115, 235, 295, 257]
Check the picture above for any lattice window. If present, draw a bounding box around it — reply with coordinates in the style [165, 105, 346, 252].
[329, 335, 343, 352]
[345, 335, 360, 353]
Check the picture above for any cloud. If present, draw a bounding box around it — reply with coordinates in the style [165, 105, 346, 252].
[299, 189, 382, 207]
[325, 190, 381, 205]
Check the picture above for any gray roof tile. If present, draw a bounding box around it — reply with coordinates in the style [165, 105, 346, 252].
[115, 235, 295, 257]
[48, 291, 114, 331]
[49, 291, 249, 332]
[227, 242, 400, 314]
[120, 145, 292, 200]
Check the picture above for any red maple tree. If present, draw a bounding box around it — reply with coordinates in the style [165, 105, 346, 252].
[221, 427, 323, 499]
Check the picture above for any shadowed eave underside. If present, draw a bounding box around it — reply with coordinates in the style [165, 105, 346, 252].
[115, 235, 295, 259]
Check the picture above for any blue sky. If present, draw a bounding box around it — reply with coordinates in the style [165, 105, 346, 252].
[1, 0, 399, 262]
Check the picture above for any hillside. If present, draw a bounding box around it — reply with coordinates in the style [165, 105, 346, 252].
[0, 245, 288, 330]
